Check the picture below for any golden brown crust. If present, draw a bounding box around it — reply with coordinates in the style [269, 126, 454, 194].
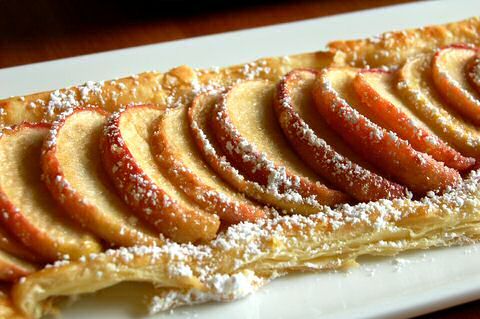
[328, 17, 480, 68]
[0, 72, 167, 126]
[1, 17, 480, 319]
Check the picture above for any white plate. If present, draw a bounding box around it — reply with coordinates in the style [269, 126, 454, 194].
[2, 0, 480, 318]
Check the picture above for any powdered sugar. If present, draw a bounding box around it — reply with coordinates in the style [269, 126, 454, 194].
[277, 69, 406, 201]
[127, 169, 480, 314]
[469, 57, 480, 87]
[212, 88, 324, 210]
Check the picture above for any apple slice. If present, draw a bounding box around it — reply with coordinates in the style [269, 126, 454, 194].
[210, 81, 349, 213]
[432, 45, 480, 125]
[0, 249, 36, 282]
[0, 123, 102, 261]
[100, 105, 220, 243]
[0, 226, 39, 263]
[274, 69, 406, 201]
[353, 69, 475, 171]
[152, 106, 266, 224]
[398, 54, 480, 159]
[42, 108, 163, 248]
[312, 67, 461, 195]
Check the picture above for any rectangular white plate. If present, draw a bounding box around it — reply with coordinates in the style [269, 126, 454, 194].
[2, 0, 480, 318]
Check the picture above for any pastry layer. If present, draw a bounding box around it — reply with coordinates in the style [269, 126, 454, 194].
[211, 80, 349, 212]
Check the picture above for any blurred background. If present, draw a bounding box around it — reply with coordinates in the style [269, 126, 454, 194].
[0, 0, 416, 68]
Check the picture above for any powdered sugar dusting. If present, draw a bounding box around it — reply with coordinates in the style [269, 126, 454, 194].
[316, 68, 460, 195]
[102, 106, 219, 242]
[434, 47, 480, 110]
[469, 56, 480, 88]
[211, 88, 325, 210]
[398, 55, 480, 152]
[32, 168, 480, 315]
[277, 69, 407, 202]
[152, 107, 264, 224]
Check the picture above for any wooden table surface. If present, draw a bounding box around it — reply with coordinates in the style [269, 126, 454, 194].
[1, 0, 479, 318]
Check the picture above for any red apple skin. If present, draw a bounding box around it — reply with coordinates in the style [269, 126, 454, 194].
[187, 93, 349, 214]
[353, 69, 475, 172]
[0, 249, 37, 282]
[0, 226, 39, 263]
[0, 123, 102, 262]
[274, 68, 407, 202]
[100, 105, 220, 243]
[151, 107, 267, 225]
[209, 83, 349, 210]
[432, 45, 480, 126]
[41, 108, 163, 248]
[312, 68, 461, 196]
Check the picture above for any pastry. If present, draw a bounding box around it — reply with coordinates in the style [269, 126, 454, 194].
[0, 16, 479, 319]
[0, 288, 24, 318]
[313, 66, 461, 195]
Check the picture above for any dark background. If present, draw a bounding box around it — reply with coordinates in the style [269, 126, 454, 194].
[0, 0, 417, 68]
[1, 0, 479, 318]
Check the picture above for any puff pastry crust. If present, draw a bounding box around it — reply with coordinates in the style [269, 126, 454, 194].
[1, 17, 480, 319]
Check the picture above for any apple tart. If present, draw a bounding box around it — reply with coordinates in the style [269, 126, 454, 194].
[0, 16, 480, 318]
